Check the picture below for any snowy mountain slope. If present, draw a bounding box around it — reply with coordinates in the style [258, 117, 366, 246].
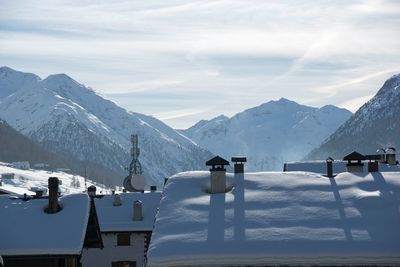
[0, 162, 109, 195]
[0, 66, 40, 98]
[0, 67, 212, 187]
[306, 73, 400, 160]
[180, 99, 352, 170]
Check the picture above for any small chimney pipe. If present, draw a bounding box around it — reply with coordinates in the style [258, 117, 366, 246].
[133, 200, 143, 221]
[88, 185, 97, 197]
[326, 157, 334, 178]
[47, 177, 59, 213]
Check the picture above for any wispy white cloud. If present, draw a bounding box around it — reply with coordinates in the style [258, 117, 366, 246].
[1, 0, 399, 127]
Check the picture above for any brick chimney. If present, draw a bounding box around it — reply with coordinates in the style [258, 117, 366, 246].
[231, 156, 247, 174]
[46, 177, 60, 213]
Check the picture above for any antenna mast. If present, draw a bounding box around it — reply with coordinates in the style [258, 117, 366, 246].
[123, 134, 146, 192]
[128, 134, 143, 176]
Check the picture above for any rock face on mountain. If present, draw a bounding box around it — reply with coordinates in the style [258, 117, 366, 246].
[0, 67, 212, 187]
[180, 99, 352, 171]
[306, 74, 400, 160]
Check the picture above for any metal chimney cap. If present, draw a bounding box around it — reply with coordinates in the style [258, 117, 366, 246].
[231, 156, 247, 163]
[134, 200, 143, 205]
[326, 157, 334, 162]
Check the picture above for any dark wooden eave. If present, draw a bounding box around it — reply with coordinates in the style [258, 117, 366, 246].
[343, 151, 365, 161]
[206, 156, 229, 166]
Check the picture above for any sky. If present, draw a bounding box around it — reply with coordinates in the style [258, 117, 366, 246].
[1, 0, 400, 129]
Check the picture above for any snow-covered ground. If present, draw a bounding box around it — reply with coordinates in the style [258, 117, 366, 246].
[0, 162, 110, 195]
[147, 171, 400, 266]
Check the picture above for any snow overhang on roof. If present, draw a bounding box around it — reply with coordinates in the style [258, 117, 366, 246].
[147, 171, 400, 267]
[0, 193, 90, 256]
[95, 192, 161, 233]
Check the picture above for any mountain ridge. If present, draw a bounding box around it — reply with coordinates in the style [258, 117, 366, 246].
[0, 67, 213, 187]
[306, 73, 400, 160]
[180, 98, 352, 170]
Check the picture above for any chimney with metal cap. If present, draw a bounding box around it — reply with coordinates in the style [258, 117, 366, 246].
[386, 147, 397, 165]
[206, 156, 229, 193]
[231, 156, 247, 174]
[46, 177, 60, 213]
[133, 200, 143, 221]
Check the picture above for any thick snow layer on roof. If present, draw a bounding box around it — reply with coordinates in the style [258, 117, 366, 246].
[0, 193, 90, 256]
[285, 160, 400, 174]
[147, 171, 400, 266]
[95, 192, 161, 232]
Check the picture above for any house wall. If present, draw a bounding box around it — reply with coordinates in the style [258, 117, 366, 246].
[81, 232, 146, 267]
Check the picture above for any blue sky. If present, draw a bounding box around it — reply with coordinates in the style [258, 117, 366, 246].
[1, 0, 399, 128]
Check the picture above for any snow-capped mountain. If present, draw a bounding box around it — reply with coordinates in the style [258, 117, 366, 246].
[0, 67, 212, 187]
[180, 98, 352, 170]
[306, 73, 400, 160]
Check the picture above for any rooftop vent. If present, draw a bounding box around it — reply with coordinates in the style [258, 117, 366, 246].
[133, 200, 143, 221]
[113, 194, 122, 206]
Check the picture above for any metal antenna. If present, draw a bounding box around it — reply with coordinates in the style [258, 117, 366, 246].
[124, 134, 145, 192]
[128, 134, 143, 176]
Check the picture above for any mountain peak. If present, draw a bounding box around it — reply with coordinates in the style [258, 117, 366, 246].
[0, 66, 15, 73]
[44, 73, 78, 84]
[377, 73, 400, 96]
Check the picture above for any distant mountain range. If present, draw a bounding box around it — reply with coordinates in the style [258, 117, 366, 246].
[306, 73, 400, 160]
[179, 98, 352, 170]
[0, 66, 212, 187]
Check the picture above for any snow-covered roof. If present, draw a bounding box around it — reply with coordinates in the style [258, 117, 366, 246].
[95, 192, 161, 232]
[0, 193, 90, 256]
[285, 160, 400, 174]
[147, 171, 400, 266]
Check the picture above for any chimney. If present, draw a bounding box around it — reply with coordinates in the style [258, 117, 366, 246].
[206, 156, 229, 194]
[88, 185, 97, 197]
[133, 200, 143, 221]
[231, 156, 247, 174]
[150, 185, 157, 192]
[386, 147, 397, 165]
[46, 177, 60, 213]
[113, 194, 122, 206]
[326, 157, 334, 178]
[35, 190, 44, 198]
